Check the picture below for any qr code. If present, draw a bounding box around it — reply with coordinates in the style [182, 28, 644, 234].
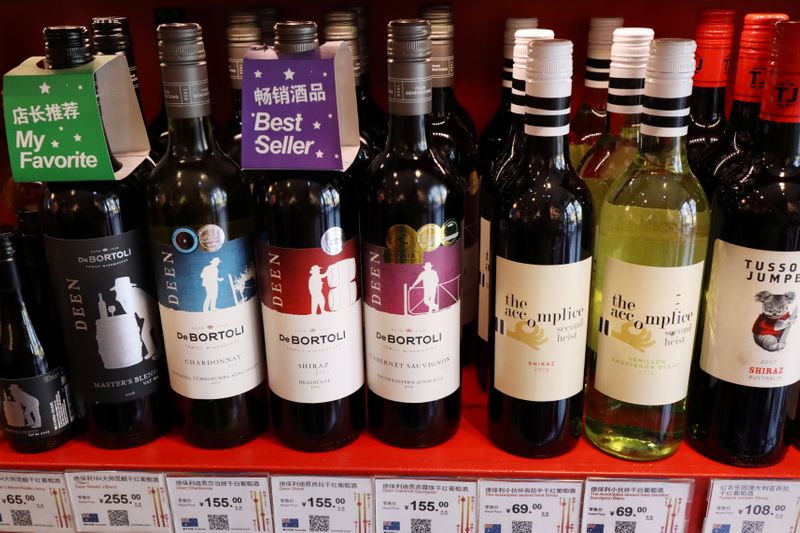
[208, 514, 230, 530]
[411, 518, 432, 533]
[11, 510, 32, 527]
[511, 520, 532, 533]
[310, 515, 330, 532]
[108, 509, 130, 527]
[615, 521, 636, 533]
[741, 522, 764, 533]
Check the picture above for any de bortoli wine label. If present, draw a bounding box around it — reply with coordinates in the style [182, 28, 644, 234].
[363, 221, 462, 403]
[595, 257, 704, 406]
[44, 228, 165, 403]
[257, 230, 364, 404]
[152, 225, 265, 400]
[701, 240, 800, 387]
[493, 257, 591, 402]
[0, 367, 75, 441]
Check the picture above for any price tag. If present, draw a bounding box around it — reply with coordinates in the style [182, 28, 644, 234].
[582, 478, 693, 533]
[66, 471, 171, 532]
[478, 479, 582, 533]
[166, 475, 271, 532]
[702, 478, 800, 533]
[0, 471, 73, 531]
[374, 478, 476, 533]
[270, 475, 372, 533]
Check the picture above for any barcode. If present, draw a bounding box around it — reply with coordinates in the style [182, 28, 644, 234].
[411, 518, 432, 533]
[208, 513, 230, 530]
[511, 520, 532, 533]
[11, 509, 32, 527]
[310, 515, 330, 532]
[108, 509, 130, 527]
[615, 521, 636, 533]
[741, 521, 764, 533]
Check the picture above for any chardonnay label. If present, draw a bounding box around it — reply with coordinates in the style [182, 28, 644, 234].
[477, 217, 491, 341]
[44, 228, 166, 403]
[257, 236, 364, 404]
[595, 257, 704, 405]
[152, 228, 265, 400]
[494, 257, 591, 402]
[0, 367, 75, 441]
[363, 222, 461, 403]
[700, 240, 800, 387]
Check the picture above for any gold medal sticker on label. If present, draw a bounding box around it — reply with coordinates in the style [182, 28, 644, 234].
[417, 224, 443, 253]
[442, 219, 460, 246]
[198, 224, 225, 252]
[385, 224, 422, 264]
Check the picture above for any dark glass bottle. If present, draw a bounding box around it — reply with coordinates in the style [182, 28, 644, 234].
[686, 21, 800, 467]
[0, 230, 76, 453]
[253, 7, 278, 46]
[569, 17, 624, 167]
[149, 8, 186, 154]
[693, 13, 788, 200]
[362, 19, 463, 448]
[39, 26, 171, 449]
[147, 23, 267, 449]
[15, 210, 59, 326]
[476, 28, 554, 391]
[489, 39, 592, 457]
[255, 21, 365, 452]
[686, 8, 736, 177]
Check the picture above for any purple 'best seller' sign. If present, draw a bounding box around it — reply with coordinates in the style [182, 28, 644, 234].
[241, 48, 344, 171]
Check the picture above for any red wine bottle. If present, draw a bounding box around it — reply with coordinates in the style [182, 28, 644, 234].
[687, 21, 800, 467]
[255, 21, 366, 452]
[148, 8, 186, 154]
[363, 19, 463, 447]
[489, 39, 593, 457]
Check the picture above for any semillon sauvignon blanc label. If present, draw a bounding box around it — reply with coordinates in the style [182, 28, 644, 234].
[257, 233, 364, 404]
[363, 221, 462, 403]
[152, 225, 265, 400]
[700, 240, 800, 387]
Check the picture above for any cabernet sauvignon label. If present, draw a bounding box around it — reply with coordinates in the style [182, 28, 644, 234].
[257, 235, 364, 404]
[44, 229, 165, 403]
[493, 257, 591, 402]
[152, 227, 265, 400]
[477, 217, 491, 341]
[0, 367, 74, 441]
[363, 222, 461, 403]
[700, 240, 800, 388]
[595, 257, 704, 405]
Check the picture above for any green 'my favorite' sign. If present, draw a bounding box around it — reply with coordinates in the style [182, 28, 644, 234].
[3, 55, 149, 182]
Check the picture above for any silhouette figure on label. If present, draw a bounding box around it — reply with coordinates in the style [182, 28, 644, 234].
[200, 258, 224, 311]
[2, 384, 41, 429]
[411, 262, 440, 313]
[309, 265, 329, 315]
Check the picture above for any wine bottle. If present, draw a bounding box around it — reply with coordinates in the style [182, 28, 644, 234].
[40, 26, 172, 449]
[569, 17, 624, 166]
[585, 38, 710, 461]
[255, 21, 365, 452]
[254, 7, 278, 46]
[15, 211, 59, 327]
[686, 9, 736, 176]
[489, 39, 593, 457]
[363, 19, 463, 448]
[148, 8, 187, 154]
[693, 13, 788, 200]
[476, 28, 554, 390]
[0, 230, 77, 453]
[577, 28, 654, 210]
[219, 11, 263, 168]
[686, 21, 800, 467]
[147, 22, 267, 449]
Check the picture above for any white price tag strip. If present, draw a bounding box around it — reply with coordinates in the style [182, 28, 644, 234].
[702, 478, 800, 533]
[271, 476, 372, 533]
[375, 478, 477, 533]
[582, 478, 693, 533]
[66, 471, 171, 532]
[478, 479, 582, 533]
[167, 476, 271, 532]
[0, 471, 73, 531]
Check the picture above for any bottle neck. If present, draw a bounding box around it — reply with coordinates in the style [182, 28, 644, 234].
[582, 86, 608, 110]
[0, 256, 23, 299]
[639, 134, 689, 172]
[162, 61, 216, 156]
[432, 86, 456, 115]
[229, 87, 242, 123]
[386, 113, 431, 153]
[757, 120, 800, 172]
[690, 86, 726, 126]
[524, 134, 570, 170]
[727, 100, 761, 134]
[386, 58, 432, 153]
[168, 116, 218, 157]
[607, 110, 641, 137]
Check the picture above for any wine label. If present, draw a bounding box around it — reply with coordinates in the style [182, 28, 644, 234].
[494, 257, 591, 402]
[595, 257, 704, 406]
[152, 227, 265, 400]
[477, 217, 491, 341]
[256, 235, 364, 404]
[733, 53, 769, 103]
[760, 64, 800, 124]
[0, 367, 75, 442]
[693, 41, 732, 88]
[700, 240, 800, 388]
[44, 228, 166, 403]
[363, 222, 461, 403]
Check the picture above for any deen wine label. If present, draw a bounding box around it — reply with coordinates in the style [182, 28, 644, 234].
[0, 367, 74, 442]
[44, 228, 164, 403]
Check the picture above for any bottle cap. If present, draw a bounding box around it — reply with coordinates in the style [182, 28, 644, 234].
[227, 10, 258, 27]
[586, 17, 624, 89]
[226, 12, 262, 44]
[608, 27, 654, 114]
[157, 22, 205, 63]
[387, 19, 431, 61]
[527, 38, 572, 76]
[733, 13, 788, 103]
[43, 26, 93, 68]
[252, 7, 278, 45]
[323, 9, 361, 78]
[339, 4, 368, 73]
[741, 13, 789, 49]
[697, 8, 736, 26]
[419, 4, 452, 23]
[510, 29, 554, 113]
[504, 17, 539, 51]
[386, 19, 432, 116]
[760, 21, 800, 123]
[274, 21, 319, 54]
[641, 38, 696, 137]
[525, 39, 573, 137]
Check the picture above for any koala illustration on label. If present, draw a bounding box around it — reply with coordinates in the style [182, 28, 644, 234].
[752, 291, 798, 352]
